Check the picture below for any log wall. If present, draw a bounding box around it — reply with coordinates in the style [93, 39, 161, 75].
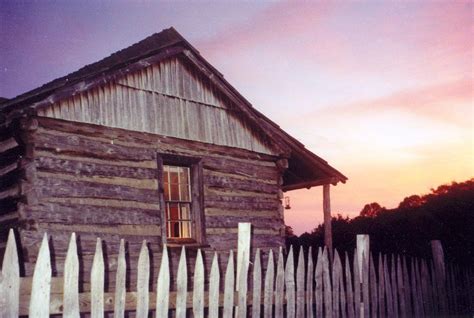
[16, 116, 285, 289]
[36, 56, 275, 155]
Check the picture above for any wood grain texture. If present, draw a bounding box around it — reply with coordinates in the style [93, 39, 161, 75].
[29, 234, 51, 318]
[223, 250, 234, 318]
[252, 248, 262, 318]
[176, 247, 187, 318]
[156, 245, 170, 318]
[306, 246, 314, 318]
[63, 233, 80, 318]
[91, 238, 104, 318]
[208, 252, 219, 318]
[136, 241, 150, 318]
[0, 229, 19, 318]
[285, 245, 296, 318]
[192, 249, 204, 318]
[296, 246, 305, 318]
[263, 249, 274, 318]
[114, 239, 126, 318]
[274, 247, 284, 317]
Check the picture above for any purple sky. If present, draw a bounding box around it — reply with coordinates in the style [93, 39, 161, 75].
[1, 1, 472, 234]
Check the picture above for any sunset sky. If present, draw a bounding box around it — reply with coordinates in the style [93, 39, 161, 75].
[1, 1, 472, 234]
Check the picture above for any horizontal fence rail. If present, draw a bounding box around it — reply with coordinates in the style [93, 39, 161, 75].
[1, 226, 473, 317]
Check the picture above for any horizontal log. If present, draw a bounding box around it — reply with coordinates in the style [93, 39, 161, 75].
[36, 155, 157, 180]
[43, 197, 160, 210]
[206, 227, 280, 236]
[204, 187, 276, 199]
[37, 223, 162, 236]
[204, 173, 278, 194]
[203, 157, 278, 182]
[33, 130, 155, 162]
[205, 216, 283, 230]
[0, 145, 22, 167]
[204, 199, 279, 211]
[36, 177, 160, 203]
[0, 161, 18, 177]
[0, 137, 18, 152]
[204, 208, 278, 218]
[37, 171, 158, 190]
[36, 150, 157, 168]
[0, 184, 20, 200]
[23, 202, 160, 225]
[37, 117, 278, 162]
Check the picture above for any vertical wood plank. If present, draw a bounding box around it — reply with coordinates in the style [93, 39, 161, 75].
[263, 250, 274, 318]
[91, 238, 104, 318]
[397, 255, 406, 318]
[315, 247, 323, 318]
[345, 252, 355, 318]
[0, 229, 19, 318]
[193, 249, 204, 318]
[390, 255, 399, 317]
[209, 252, 220, 318]
[252, 249, 262, 318]
[274, 247, 285, 318]
[136, 240, 150, 318]
[431, 240, 447, 315]
[414, 259, 425, 317]
[306, 246, 315, 318]
[383, 254, 393, 317]
[332, 250, 342, 317]
[285, 245, 296, 318]
[377, 253, 385, 317]
[353, 249, 360, 318]
[323, 184, 333, 259]
[369, 253, 377, 318]
[296, 246, 305, 318]
[361, 252, 369, 318]
[223, 250, 235, 318]
[114, 239, 126, 318]
[339, 259, 347, 318]
[63, 233, 80, 318]
[237, 252, 249, 318]
[402, 256, 412, 316]
[176, 246, 188, 318]
[322, 247, 332, 318]
[156, 245, 170, 318]
[411, 258, 421, 317]
[29, 233, 51, 318]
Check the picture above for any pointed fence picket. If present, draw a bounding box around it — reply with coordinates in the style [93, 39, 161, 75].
[1, 226, 473, 317]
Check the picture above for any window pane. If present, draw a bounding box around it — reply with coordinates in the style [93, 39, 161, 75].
[168, 203, 179, 221]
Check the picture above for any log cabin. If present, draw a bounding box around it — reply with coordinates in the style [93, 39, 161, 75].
[0, 27, 346, 288]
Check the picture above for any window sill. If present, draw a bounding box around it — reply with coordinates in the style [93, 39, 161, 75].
[165, 241, 211, 250]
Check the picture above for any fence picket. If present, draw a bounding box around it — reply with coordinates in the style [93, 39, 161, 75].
[322, 247, 332, 317]
[209, 252, 220, 318]
[296, 246, 305, 318]
[410, 258, 420, 317]
[136, 240, 149, 318]
[156, 245, 170, 318]
[29, 233, 51, 318]
[252, 249, 262, 318]
[114, 239, 126, 318]
[369, 253, 377, 318]
[193, 249, 204, 318]
[91, 238, 104, 318]
[361, 251, 369, 318]
[0, 229, 19, 318]
[224, 250, 235, 318]
[285, 245, 296, 318]
[339, 258, 347, 318]
[306, 247, 314, 318]
[176, 246, 187, 318]
[383, 254, 393, 317]
[353, 249, 360, 318]
[63, 233, 80, 318]
[315, 247, 323, 317]
[237, 253, 248, 318]
[414, 259, 425, 317]
[332, 250, 342, 317]
[402, 256, 412, 316]
[345, 252, 355, 318]
[377, 253, 385, 317]
[263, 249, 274, 318]
[390, 255, 399, 317]
[275, 247, 284, 317]
[420, 260, 432, 316]
[396, 255, 406, 317]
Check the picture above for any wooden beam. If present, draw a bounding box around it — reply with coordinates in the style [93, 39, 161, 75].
[323, 184, 333, 260]
[282, 177, 338, 192]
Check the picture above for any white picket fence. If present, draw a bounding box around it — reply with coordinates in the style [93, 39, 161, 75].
[1, 224, 473, 317]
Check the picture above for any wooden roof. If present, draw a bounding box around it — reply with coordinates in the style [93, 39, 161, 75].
[0, 27, 347, 189]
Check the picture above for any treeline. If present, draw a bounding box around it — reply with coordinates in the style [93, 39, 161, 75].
[286, 179, 474, 266]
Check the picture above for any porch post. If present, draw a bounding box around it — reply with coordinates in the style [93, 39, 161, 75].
[323, 184, 333, 259]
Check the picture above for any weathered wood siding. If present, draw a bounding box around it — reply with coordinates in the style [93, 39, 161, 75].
[17, 116, 285, 289]
[37, 56, 275, 155]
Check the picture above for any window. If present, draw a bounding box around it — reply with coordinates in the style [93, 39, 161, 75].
[157, 154, 205, 245]
[163, 165, 192, 238]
